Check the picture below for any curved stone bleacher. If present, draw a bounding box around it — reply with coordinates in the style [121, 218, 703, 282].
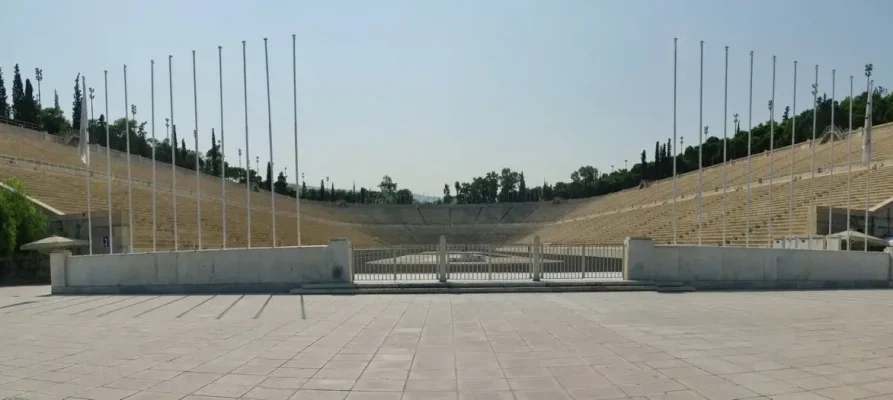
[4, 121, 893, 247]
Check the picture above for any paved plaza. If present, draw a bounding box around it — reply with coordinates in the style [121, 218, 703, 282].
[2, 287, 893, 399]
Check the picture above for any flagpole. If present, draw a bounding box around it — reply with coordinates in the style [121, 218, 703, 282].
[83, 76, 92, 255]
[242, 40, 251, 248]
[828, 70, 835, 238]
[808, 64, 818, 250]
[293, 34, 302, 246]
[697, 40, 703, 246]
[104, 70, 113, 254]
[219, 46, 226, 249]
[169, 55, 178, 251]
[768, 55, 776, 246]
[264, 38, 276, 247]
[151, 60, 157, 252]
[192, 50, 201, 250]
[864, 64, 873, 252]
[789, 61, 797, 240]
[722, 45, 728, 246]
[846, 75, 853, 250]
[746, 50, 753, 247]
[124, 65, 133, 253]
[672, 38, 677, 245]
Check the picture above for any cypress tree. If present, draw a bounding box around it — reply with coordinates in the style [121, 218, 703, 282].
[319, 179, 325, 201]
[23, 79, 37, 123]
[11, 64, 24, 120]
[71, 73, 82, 129]
[0, 67, 8, 118]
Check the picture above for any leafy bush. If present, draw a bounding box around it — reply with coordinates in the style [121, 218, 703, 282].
[0, 179, 47, 256]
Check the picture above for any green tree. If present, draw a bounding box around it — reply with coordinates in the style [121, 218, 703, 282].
[0, 179, 48, 256]
[11, 64, 24, 120]
[274, 170, 288, 194]
[38, 107, 69, 135]
[301, 181, 307, 199]
[71, 73, 82, 129]
[207, 129, 220, 177]
[53, 90, 60, 111]
[21, 79, 38, 123]
[0, 67, 8, 118]
[265, 162, 273, 191]
[319, 179, 325, 201]
[379, 175, 397, 203]
[442, 183, 452, 204]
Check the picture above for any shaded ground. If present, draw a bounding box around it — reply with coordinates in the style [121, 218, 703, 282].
[2, 286, 893, 399]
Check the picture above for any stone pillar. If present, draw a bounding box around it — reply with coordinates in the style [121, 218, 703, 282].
[884, 247, 893, 283]
[437, 235, 447, 282]
[50, 250, 71, 293]
[532, 236, 542, 281]
[623, 236, 654, 281]
[327, 238, 352, 283]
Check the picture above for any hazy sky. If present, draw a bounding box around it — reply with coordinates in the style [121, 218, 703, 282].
[2, 0, 890, 196]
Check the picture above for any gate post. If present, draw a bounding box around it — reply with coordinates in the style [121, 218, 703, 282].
[532, 236, 542, 281]
[438, 235, 447, 282]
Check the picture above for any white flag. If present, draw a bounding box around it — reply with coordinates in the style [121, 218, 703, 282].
[78, 77, 90, 165]
[862, 81, 873, 166]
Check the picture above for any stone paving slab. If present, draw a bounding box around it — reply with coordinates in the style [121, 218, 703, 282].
[3, 286, 893, 399]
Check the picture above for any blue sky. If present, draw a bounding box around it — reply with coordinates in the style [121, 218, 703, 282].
[1, 0, 890, 196]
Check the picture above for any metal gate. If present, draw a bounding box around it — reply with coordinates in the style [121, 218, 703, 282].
[351, 239, 624, 282]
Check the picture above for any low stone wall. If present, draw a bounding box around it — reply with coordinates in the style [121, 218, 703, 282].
[50, 238, 352, 294]
[624, 237, 893, 289]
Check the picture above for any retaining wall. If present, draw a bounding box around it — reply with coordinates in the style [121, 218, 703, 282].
[50, 238, 352, 294]
[624, 237, 893, 289]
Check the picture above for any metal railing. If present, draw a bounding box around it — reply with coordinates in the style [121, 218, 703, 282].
[351, 237, 624, 282]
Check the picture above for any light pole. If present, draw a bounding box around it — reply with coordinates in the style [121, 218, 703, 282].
[238, 148, 242, 181]
[34, 68, 43, 110]
[165, 118, 170, 140]
[88, 88, 95, 121]
[255, 156, 260, 188]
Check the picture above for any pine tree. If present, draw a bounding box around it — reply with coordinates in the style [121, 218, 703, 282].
[0, 67, 8, 118]
[265, 162, 272, 191]
[71, 73, 82, 129]
[180, 138, 187, 166]
[209, 129, 220, 176]
[53, 90, 60, 111]
[11, 64, 24, 120]
[654, 141, 660, 180]
[22, 79, 37, 123]
[319, 179, 325, 201]
[666, 138, 672, 178]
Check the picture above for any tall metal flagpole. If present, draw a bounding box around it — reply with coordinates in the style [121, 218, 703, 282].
[264, 38, 276, 247]
[722, 46, 728, 246]
[219, 46, 226, 249]
[697, 40, 704, 246]
[293, 34, 302, 246]
[672, 38, 678, 245]
[151, 60, 157, 252]
[808, 65, 818, 250]
[789, 61, 797, 239]
[242, 41, 251, 248]
[169, 55, 178, 251]
[104, 71, 113, 254]
[768, 56, 776, 245]
[846, 75, 853, 250]
[828, 70, 835, 237]
[124, 65, 133, 253]
[745, 50, 753, 247]
[192, 50, 202, 250]
[864, 64, 873, 252]
[83, 76, 92, 255]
